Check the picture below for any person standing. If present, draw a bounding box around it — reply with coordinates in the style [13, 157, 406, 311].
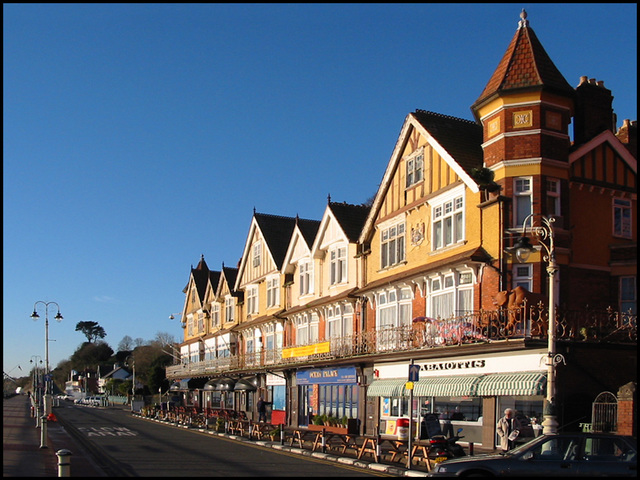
[497, 408, 523, 452]
[257, 397, 268, 423]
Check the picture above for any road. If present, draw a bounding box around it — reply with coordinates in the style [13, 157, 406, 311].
[53, 403, 388, 477]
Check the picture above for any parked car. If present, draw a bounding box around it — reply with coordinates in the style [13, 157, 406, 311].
[427, 433, 637, 477]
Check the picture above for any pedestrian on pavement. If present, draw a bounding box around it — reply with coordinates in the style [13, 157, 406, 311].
[497, 408, 523, 452]
[257, 397, 268, 423]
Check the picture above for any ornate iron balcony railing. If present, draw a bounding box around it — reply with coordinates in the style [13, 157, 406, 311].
[166, 306, 636, 379]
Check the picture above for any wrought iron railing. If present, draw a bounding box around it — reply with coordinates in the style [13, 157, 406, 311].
[166, 305, 636, 379]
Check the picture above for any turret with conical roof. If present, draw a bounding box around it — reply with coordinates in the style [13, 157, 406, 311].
[471, 9, 575, 170]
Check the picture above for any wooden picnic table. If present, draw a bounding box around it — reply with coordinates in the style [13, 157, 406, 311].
[357, 435, 433, 467]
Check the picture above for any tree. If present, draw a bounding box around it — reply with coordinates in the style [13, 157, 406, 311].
[75, 321, 107, 343]
[118, 335, 134, 351]
[70, 341, 114, 371]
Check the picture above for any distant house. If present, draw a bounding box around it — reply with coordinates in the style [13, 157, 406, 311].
[97, 365, 131, 394]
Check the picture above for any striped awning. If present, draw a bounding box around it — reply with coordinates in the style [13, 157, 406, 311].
[411, 375, 482, 397]
[476, 372, 546, 396]
[367, 378, 406, 397]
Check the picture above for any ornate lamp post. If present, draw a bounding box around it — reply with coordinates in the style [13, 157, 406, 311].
[126, 355, 136, 412]
[30, 301, 63, 416]
[508, 215, 565, 435]
[30, 355, 43, 426]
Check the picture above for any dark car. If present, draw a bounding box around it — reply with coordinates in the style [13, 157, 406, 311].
[427, 433, 637, 477]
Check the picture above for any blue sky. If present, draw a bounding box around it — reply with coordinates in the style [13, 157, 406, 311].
[3, 3, 637, 378]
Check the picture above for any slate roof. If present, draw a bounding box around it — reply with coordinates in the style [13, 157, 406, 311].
[220, 265, 242, 299]
[296, 216, 321, 248]
[329, 201, 371, 242]
[188, 255, 220, 304]
[254, 213, 304, 269]
[472, 10, 574, 112]
[411, 110, 484, 176]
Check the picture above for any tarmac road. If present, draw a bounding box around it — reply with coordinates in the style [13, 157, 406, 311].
[53, 403, 391, 477]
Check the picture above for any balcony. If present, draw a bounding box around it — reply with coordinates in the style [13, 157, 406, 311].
[166, 305, 636, 379]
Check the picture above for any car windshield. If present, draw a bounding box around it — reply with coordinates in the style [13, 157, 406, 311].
[507, 436, 547, 456]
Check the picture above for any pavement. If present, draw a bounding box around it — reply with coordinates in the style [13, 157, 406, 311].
[3, 394, 105, 477]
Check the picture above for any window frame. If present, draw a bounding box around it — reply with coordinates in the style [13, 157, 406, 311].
[405, 149, 424, 188]
[613, 198, 632, 238]
[428, 271, 475, 319]
[246, 285, 259, 315]
[380, 221, 406, 269]
[546, 178, 561, 217]
[266, 275, 280, 308]
[330, 244, 348, 285]
[252, 242, 261, 268]
[225, 296, 235, 323]
[514, 177, 533, 228]
[431, 190, 465, 251]
[211, 303, 220, 328]
[620, 276, 637, 314]
[299, 259, 314, 296]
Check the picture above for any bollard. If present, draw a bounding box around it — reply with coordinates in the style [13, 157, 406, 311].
[56, 449, 72, 477]
[321, 428, 326, 453]
[40, 415, 48, 449]
[280, 423, 284, 445]
[469, 442, 474, 456]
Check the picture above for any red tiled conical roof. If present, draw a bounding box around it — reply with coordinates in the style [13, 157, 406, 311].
[472, 9, 573, 112]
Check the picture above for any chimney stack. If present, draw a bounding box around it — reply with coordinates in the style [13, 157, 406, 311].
[574, 76, 616, 145]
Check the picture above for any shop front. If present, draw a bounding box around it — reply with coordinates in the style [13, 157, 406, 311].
[265, 373, 287, 425]
[295, 366, 360, 429]
[368, 350, 547, 447]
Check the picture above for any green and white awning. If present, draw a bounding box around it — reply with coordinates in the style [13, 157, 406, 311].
[475, 372, 546, 396]
[366, 378, 406, 397]
[411, 375, 482, 397]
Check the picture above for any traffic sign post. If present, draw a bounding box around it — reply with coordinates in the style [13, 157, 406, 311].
[407, 362, 419, 469]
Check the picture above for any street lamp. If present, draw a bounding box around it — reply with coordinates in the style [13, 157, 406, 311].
[30, 301, 63, 416]
[30, 356, 43, 426]
[126, 355, 136, 412]
[508, 215, 565, 435]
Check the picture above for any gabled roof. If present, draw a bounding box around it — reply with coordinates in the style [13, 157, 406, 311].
[412, 110, 484, 177]
[235, 212, 317, 290]
[296, 216, 322, 247]
[312, 201, 371, 256]
[471, 9, 574, 117]
[254, 213, 298, 269]
[359, 111, 483, 244]
[216, 265, 242, 299]
[99, 366, 131, 380]
[282, 217, 321, 273]
[569, 129, 638, 174]
[207, 270, 221, 298]
[328, 201, 371, 243]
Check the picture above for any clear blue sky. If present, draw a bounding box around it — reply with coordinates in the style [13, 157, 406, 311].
[3, 3, 637, 378]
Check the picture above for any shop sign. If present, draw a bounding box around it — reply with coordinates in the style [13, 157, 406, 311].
[296, 366, 357, 385]
[282, 341, 330, 358]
